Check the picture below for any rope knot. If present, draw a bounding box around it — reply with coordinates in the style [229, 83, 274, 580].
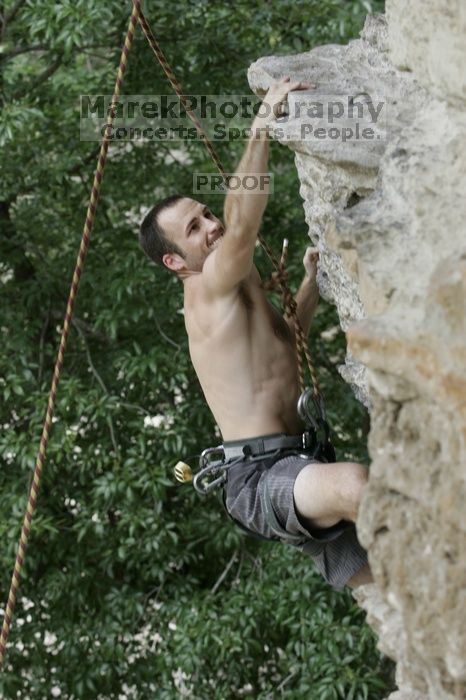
[263, 263, 288, 292]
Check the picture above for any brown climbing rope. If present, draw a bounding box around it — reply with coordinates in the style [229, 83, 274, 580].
[0, 0, 142, 669]
[0, 0, 324, 670]
[137, 8, 321, 399]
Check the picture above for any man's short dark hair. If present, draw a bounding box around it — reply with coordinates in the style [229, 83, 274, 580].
[139, 194, 186, 268]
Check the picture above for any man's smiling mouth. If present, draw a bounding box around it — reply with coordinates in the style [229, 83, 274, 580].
[207, 231, 224, 248]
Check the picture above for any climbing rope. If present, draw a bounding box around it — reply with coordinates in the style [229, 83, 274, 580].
[0, 0, 142, 669]
[137, 9, 321, 398]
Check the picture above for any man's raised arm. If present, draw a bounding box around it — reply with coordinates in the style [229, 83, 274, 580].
[203, 77, 313, 297]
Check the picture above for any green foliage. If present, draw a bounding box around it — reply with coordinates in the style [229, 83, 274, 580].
[0, 0, 393, 697]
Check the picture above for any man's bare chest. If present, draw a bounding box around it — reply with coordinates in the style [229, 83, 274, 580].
[185, 279, 293, 349]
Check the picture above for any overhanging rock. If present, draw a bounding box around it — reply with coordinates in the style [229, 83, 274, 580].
[248, 2, 466, 698]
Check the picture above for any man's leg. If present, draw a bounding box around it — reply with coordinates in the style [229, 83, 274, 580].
[293, 461, 368, 529]
[293, 461, 373, 587]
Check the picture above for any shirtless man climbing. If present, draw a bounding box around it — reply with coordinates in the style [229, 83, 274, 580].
[139, 78, 373, 590]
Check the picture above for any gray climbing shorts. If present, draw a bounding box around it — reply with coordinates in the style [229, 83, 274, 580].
[223, 451, 368, 590]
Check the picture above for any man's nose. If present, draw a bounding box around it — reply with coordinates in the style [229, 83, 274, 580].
[206, 218, 218, 233]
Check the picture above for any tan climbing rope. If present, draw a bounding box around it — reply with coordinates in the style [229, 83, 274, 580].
[0, 0, 142, 669]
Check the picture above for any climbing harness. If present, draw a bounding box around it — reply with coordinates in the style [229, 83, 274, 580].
[177, 431, 337, 549]
[181, 432, 314, 496]
[0, 0, 335, 667]
[177, 422, 333, 496]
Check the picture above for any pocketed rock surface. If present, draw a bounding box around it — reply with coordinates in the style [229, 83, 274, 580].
[248, 2, 466, 698]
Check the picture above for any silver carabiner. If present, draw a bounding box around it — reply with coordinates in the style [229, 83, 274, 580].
[298, 388, 326, 430]
[199, 445, 225, 468]
[193, 446, 228, 495]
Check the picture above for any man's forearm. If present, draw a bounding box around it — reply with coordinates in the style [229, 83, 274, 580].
[295, 273, 319, 336]
[223, 77, 312, 244]
[223, 125, 270, 241]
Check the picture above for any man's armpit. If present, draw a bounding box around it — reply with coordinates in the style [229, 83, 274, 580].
[201, 239, 254, 297]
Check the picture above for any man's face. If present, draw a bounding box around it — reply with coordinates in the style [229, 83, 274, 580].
[160, 197, 225, 274]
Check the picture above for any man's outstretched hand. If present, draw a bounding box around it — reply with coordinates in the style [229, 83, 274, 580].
[303, 246, 319, 284]
[253, 76, 316, 131]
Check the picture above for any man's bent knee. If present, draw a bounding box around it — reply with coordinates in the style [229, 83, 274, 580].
[294, 462, 354, 530]
[293, 461, 369, 530]
[340, 462, 368, 522]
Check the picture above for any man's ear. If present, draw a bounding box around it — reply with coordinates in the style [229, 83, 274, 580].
[162, 252, 186, 272]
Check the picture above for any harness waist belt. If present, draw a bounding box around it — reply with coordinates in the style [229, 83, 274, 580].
[222, 432, 307, 461]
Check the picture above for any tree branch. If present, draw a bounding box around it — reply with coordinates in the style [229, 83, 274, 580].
[71, 315, 111, 343]
[38, 304, 51, 384]
[12, 54, 62, 100]
[0, 43, 49, 61]
[72, 320, 120, 458]
[153, 315, 181, 351]
[210, 550, 238, 595]
[1, 41, 118, 63]
[276, 671, 298, 693]
[4, 144, 103, 215]
[232, 550, 244, 586]
[118, 401, 151, 416]
[5, 0, 26, 25]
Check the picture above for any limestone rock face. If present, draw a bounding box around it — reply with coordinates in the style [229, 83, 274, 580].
[248, 2, 466, 698]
